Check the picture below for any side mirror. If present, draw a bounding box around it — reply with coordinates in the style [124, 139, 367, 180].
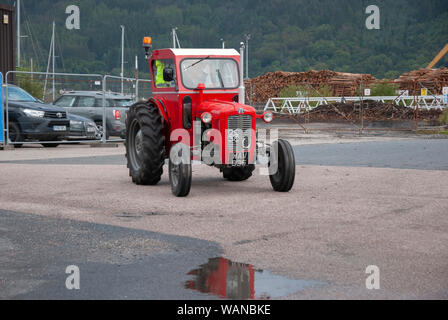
[163, 68, 175, 82]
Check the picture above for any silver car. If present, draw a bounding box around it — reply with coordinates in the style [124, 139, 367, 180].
[53, 91, 133, 139]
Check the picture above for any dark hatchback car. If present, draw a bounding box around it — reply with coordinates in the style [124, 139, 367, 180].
[3, 85, 70, 147]
[67, 113, 101, 141]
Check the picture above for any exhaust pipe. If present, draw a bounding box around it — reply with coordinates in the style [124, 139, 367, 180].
[238, 42, 246, 105]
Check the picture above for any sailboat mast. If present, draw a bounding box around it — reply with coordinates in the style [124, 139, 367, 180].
[52, 21, 55, 101]
[17, 0, 21, 67]
[121, 25, 125, 94]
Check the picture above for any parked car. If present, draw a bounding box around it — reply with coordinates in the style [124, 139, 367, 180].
[2, 84, 70, 148]
[53, 91, 133, 139]
[67, 114, 101, 141]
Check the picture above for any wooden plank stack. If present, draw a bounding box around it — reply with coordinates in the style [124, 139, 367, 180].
[328, 73, 376, 96]
[245, 70, 376, 103]
[395, 68, 448, 96]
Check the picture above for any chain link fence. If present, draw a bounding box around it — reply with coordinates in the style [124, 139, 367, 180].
[2, 71, 151, 147]
[0, 72, 4, 146]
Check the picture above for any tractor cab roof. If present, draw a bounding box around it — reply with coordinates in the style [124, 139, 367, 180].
[170, 48, 239, 57]
[152, 48, 240, 59]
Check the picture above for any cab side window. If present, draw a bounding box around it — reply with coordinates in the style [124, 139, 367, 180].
[153, 59, 176, 89]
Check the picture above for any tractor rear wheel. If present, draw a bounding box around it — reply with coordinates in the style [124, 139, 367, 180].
[269, 139, 296, 192]
[169, 143, 192, 197]
[126, 102, 165, 185]
[222, 165, 255, 182]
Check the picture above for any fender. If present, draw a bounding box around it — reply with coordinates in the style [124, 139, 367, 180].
[148, 98, 170, 126]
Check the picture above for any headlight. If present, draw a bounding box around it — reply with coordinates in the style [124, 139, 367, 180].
[86, 124, 97, 133]
[23, 109, 45, 118]
[262, 111, 274, 123]
[201, 112, 212, 124]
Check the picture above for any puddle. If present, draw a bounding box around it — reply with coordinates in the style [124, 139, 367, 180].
[185, 257, 325, 300]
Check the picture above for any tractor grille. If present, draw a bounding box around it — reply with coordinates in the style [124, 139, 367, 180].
[227, 115, 253, 151]
[228, 115, 253, 131]
[44, 111, 67, 119]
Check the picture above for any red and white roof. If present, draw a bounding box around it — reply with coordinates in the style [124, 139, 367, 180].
[169, 49, 239, 56]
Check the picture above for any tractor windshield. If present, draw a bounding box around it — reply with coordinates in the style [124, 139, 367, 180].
[181, 58, 239, 90]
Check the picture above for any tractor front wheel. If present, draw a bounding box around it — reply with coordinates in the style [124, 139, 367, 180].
[126, 102, 165, 185]
[169, 144, 192, 197]
[269, 139, 296, 192]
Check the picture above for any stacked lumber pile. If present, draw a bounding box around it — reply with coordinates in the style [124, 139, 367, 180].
[328, 73, 376, 96]
[245, 70, 376, 102]
[395, 68, 448, 95]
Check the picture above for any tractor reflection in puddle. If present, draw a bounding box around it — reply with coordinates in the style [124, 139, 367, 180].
[186, 257, 325, 300]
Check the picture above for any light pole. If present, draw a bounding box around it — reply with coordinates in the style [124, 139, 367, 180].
[120, 25, 125, 94]
[244, 34, 251, 80]
[220, 38, 225, 49]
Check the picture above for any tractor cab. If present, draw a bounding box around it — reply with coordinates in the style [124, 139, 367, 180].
[148, 48, 251, 129]
[150, 48, 241, 97]
[147, 48, 261, 163]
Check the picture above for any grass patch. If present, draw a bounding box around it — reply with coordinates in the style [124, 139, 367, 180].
[440, 109, 448, 125]
[416, 130, 448, 135]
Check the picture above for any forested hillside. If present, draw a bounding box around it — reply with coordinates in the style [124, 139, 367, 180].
[4, 0, 448, 79]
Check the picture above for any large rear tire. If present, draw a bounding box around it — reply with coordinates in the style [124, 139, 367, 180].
[126, 102, 165, 185]
[222, 165, 255, 182]
[269, 139, 296, 192]
[169, 144, 192, 197]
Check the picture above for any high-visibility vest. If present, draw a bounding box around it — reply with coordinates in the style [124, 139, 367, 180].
[155, 60, 169, 86]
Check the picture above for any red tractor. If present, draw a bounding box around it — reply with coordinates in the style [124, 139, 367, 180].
[125, 37, 295, 197]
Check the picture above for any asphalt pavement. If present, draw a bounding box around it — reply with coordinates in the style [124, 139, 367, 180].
[2, 139, 447, 171]
[1, 137, 447, 299]
[0, 210, 221, 299]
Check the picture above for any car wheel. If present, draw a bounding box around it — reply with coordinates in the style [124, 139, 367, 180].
[8, 122, 23, 148]
[96, 123, 110, 140]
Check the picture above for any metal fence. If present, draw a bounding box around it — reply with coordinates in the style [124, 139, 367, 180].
[0, 72, 4, 145]
[265, 95, 446, 114]
[258, 81, 448, 133]
[2, 71, 151, 147]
